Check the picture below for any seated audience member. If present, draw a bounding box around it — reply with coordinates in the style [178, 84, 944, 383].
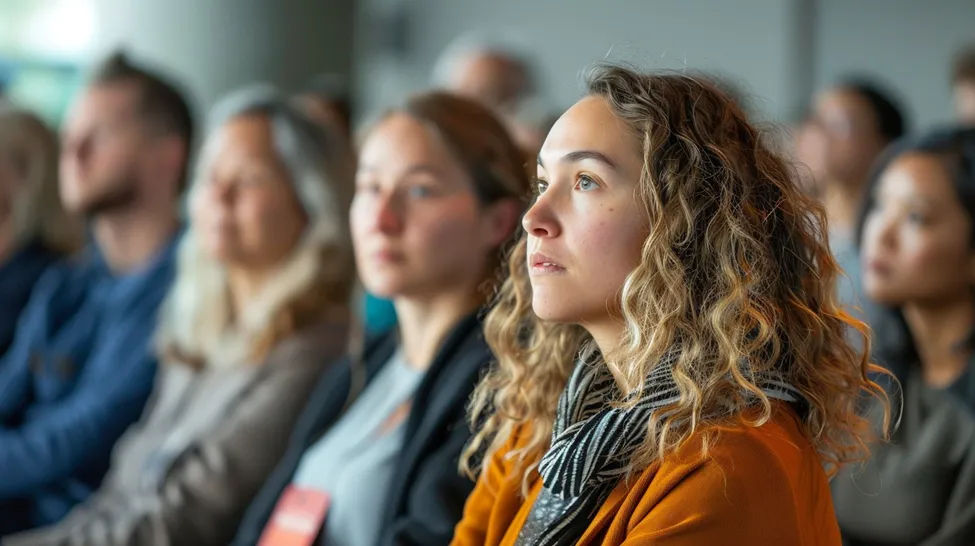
[0, 105, 82, 356]
[434, 33, 546, 157]
[452, 65, 887, 545]
[0, 53, 191, 534]
[833, 127, 975, 545]
[233, 91, 528, 546]
[953, 46, 975, 126]
[294, 76, 398, 335]
[799, 78, 906, 322]
[5, 85, 355, 546]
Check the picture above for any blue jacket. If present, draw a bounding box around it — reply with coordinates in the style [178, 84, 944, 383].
[0, 235, 179, 528]
[0, 241, 63, 357]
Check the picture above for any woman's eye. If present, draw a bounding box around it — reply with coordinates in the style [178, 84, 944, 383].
[577, 175, 599, 192]
[533, 179, 549, 195]
[907, 211, 929, 225]
[407, 186, 433, 198]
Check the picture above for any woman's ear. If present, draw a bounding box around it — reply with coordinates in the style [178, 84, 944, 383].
[482, 198, 525, 249]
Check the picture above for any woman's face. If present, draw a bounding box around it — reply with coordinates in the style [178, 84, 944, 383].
[862, 152, 975, 307]
[351, 113, 514, 299]
[193, 115, 307, 270]
[804, 89, 887, 187]
[526, 96, 648, 345]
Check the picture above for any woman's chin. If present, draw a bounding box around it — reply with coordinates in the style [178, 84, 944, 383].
[360, 277, 405, 300]
[530, 300, 571, 323]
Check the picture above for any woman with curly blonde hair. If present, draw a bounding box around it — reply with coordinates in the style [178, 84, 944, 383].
[453, 64, 890, 545]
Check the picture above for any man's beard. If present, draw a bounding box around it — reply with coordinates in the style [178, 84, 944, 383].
[79, 178, 139, 219]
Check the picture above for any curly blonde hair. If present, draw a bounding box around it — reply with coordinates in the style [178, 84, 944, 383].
[462, 65, 890, 483]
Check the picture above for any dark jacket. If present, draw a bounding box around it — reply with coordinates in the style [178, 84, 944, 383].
[233, 312, 491, 546]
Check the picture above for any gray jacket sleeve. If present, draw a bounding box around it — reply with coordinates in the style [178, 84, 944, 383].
[3, 341, 334, 546]
[922, 438, 975, 545]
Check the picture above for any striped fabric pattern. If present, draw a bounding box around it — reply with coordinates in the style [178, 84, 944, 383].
[515, 352, 805, 546]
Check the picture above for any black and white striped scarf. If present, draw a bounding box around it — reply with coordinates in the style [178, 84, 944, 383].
[514, 352, 805, 546]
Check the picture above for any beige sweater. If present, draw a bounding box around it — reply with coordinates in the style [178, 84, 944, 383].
[4, 321, 347, 546]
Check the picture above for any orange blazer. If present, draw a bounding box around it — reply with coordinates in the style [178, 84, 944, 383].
[452, 406, 841, 545]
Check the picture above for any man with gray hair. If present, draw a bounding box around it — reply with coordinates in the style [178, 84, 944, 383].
[434, 33, 546, 155]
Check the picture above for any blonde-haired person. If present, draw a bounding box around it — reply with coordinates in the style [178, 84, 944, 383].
[233, 91, 527, 546]
[4, 86, 355, 546]
[0, 104, 82, 355]
[452, 65, 890, 546]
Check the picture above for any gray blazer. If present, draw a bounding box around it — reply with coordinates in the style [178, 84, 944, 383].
[5, 322, 347, 546]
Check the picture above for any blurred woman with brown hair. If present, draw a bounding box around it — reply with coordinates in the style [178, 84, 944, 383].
[453, 65, 889, 546]
[0, 104, 83, 355]
[234, 90, 528, 546]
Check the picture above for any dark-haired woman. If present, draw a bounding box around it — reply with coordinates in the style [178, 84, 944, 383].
[833, 127, 975, 545]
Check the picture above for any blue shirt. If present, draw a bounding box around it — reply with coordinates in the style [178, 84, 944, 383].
[0, 241, 62, 357]
[0, 234, 179, 527]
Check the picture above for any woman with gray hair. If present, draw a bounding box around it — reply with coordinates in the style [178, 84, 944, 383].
[4, 86, 355, 546]
[0, 104, 83, 355]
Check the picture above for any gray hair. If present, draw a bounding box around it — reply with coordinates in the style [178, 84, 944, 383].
[431, 31, 542, 117]
[157, 84, 356, 367]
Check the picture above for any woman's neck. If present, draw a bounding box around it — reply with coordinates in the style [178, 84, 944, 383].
[394, 291, 483, 371]
[226, 266, 274, 324]
[903, 297, 975, 388]
[585, 319, 625, 360]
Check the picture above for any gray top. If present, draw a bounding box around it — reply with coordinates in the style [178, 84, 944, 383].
[832, 366, 975, 545]
[291, 349, 425, 546]
[4, 322, 348, 546]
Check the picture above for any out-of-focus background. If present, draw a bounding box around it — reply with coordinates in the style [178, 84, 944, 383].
[3, 1, 975, 543]
[2, 0, 972, 128]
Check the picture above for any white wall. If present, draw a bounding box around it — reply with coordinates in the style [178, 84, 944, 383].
[76, 0, 975, 132]
[813, 0, 972, 129]
[91, 0, 356, 116]
[354, 0, 809, 122]
[355, 0, 975, 131]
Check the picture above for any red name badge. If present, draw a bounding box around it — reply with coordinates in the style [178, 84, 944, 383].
[257, 485, 331, 546]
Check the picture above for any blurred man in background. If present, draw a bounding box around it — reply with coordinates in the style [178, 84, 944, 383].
[0, 52, 192, 534]
[434, 34, 546, 157]
[952, 46, 975, 126]
[798, 78, 906, 323]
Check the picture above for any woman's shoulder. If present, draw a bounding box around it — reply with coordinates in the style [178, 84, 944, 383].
[265, 320, 351, 367]
[621, 406, 841, 544]
[646, 405, 832, 521]
[663, 405, 821, 485]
